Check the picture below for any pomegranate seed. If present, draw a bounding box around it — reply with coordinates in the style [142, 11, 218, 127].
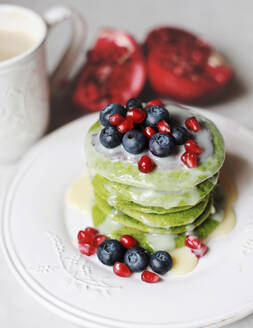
[185, 235, 208, 258]
[192, 245, 208, 258]
[138, 155, 156, 173]
[94, 234, 107, 247]
[181, 151, 197, 168]
[109, 113, 124, 126]
[79, 242, 96, 256]
[144, 126, 156, 139]
[126, 108, 146, 124]
[185, 235, 202, 249]
[141, 270, 161, 283]
[173, 65, 186, 77]
[146, 99, 164, 107]
[120, 235, 137, 249]
[77, 230, 94, 244]
[113, 262, 132, 277]
[184, 139, 202, 155]
[185, 116, 201, 132]
[117, 118, 134, 134]
[85, 227, 99, 236]
[157, 120, 171, 134]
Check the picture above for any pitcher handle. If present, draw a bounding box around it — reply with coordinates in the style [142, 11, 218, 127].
[44, 6, 87, 94]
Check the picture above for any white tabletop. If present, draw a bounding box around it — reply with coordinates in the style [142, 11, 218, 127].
[1, 0, 253, 327]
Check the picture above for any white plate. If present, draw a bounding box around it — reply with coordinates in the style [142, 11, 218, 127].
[2, 109, 253, 328]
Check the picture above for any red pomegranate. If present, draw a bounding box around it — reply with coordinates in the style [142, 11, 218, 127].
[73, 29, 146, 111]
[144, 27, 233, 103]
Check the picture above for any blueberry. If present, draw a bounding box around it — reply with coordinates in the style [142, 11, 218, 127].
[126, 98, 143, 110]
[150, 251, 173, 274]
[122, 129, 146, 154]
[149, 133, 175, 157]
[124, 246, 149, 272]
[144, 106, 170, 127]
[99, 103, 126, 126]
[171, 126, 189, 145]
[97, 240, 126, 266]
[99, 126, 122, 148]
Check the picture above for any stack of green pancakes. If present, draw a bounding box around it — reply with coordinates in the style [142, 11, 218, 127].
[85, 104, 226, 252]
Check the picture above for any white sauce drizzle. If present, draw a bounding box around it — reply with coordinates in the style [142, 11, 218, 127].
[92, 105, 214, 171]
[97, 209, 123, 235]
[146, 233, 176, 252]
[66, 168, 237, 276]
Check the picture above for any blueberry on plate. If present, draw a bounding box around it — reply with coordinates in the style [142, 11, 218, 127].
[149, 132, 175, 157]
[97, 240, 126, 266]
[124, 246, 149, 272]
[144, 105, 170, 127]
[150, 251, 173, 274]
[99, 103, 127, 126]
[171, 126, 189, 145]
[122, 129, 146, 154]
[126, 98, 143, 110]
[99, 126, 122, 148]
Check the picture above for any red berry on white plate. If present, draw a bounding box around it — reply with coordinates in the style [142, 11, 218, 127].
[138, 155, 156, 173]
[185, 116, 201, 132]
[144, 126, 156, 139]
[141, 270, 161, 283]
[120, 235, 137, 249]
[94, 234, 107, 247]
[84, 227, 99, 237]
[109, 113, 124, 126]
[79, 242, 96, 256]
[126, 108, 146, 124]
[77, 230, 94, 244]
[181, 151, 197, 168]
[184, 139, 202, 154]
[157, 120, 171, 134]
[146, 98, 164, 107]
[117, 118, 134, 134]
[113, 262, 132, 277]
[191, 245, 208, 258]
[185, 235, 208, 258]
[185, 235, 202, 249]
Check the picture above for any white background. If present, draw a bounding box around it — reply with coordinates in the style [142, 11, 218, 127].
[1, 0, 253, 327]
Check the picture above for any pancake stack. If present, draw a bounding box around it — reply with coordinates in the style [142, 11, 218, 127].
[85, 104, 225, 252]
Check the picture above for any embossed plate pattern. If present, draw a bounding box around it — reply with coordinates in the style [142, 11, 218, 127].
[2, 109, 253, 328]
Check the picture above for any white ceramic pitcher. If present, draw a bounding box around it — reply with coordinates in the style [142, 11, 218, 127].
[0, 4, 86, 163]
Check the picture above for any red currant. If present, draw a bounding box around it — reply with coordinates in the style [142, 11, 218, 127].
[181, 151, 197, 168]
[144, 126, 156, 139]
[113, 262, 132, 277]
[141, 270, 161, 283]
[79, 242, 96, 256]
[94, 234, 107, 247]
[109, 113, 124, 126]
[184, 139, 202, 155]
[157, 120, 171, 134]
[126, 108, 146, 124]
[138, 155, 156, 173]
[146, 98, 164, 107]
[185, 116, 201, 132]
[120, 235, 137, 249]
[117, 118, 134, 134]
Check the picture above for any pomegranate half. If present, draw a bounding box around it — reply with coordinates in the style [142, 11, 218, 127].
[73, 29, 146, 111]
[144, 26, 233, 103]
